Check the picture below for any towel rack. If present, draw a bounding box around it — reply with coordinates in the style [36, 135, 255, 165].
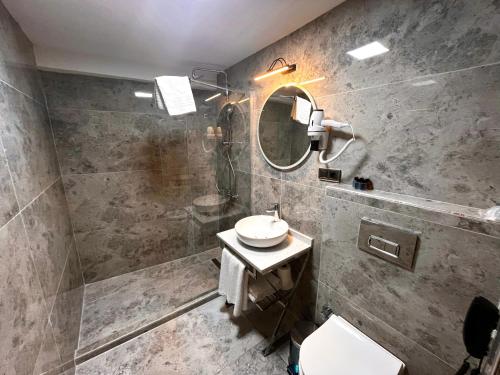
[219, 247, 257, 279]
[191, 67, 228, 97]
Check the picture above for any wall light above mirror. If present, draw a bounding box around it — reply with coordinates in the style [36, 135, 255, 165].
[254, 57, 296, 81]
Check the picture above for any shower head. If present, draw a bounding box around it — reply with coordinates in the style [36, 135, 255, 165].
[225, 106, 234, 122]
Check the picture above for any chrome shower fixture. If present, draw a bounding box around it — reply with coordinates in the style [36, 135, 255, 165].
[191, 67, 229, 97]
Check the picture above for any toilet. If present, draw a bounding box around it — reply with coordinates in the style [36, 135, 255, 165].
[299, 315, 405, 375]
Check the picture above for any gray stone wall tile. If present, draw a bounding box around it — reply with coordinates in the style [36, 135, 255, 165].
[0, 2, 44, 102]
[75, 215, 192, 283]
[281, 181, 323, 280]
[41, 71, 158, 113]
[0, 144, 18, 227]
[32, 322, 64, 375]
[319, 196, 500, 368]
[0, 82, 59, 208]
[224, 1, 500, 372]
[63, 170, 167, 234]
[250, 173, 281, 215]
[49, 245, 84, 366]
[0, 215, 46, 375]
[0, 5, 83, 373]
[226, 0, 500, 209]
[315, 63, 500, 208]
[22, 179, 74, 311]
[50, 108, 162, 174]
[286, 0, 500, 96]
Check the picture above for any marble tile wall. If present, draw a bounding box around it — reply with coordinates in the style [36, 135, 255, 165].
[0, 2, 84, 374]
[227, 0, 500, 208]
[224, 0, 500, 372]
[41, 71, 228, 282]
[318, 191, 499, 374]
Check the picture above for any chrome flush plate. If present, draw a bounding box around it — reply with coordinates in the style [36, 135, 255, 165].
[357, 217, 419, 270]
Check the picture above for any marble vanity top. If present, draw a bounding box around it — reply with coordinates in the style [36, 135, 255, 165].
[217, 228, 313, 274]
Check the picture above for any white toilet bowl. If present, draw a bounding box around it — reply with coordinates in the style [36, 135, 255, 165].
[299, 315, 405, 375]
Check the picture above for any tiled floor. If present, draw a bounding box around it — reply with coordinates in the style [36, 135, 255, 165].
[77, 248, 221, 357]
[76, 297, 288, 374]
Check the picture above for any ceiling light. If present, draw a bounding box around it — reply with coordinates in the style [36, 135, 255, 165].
[299, 77, 325, 85]
[238, 97, 249, 104]
[347, 41, 389, 60]
[254, 57, 296, 81]
[205, 93, 221, 102]
[134, 91, 153, 98]
[411, 79, 436, 87]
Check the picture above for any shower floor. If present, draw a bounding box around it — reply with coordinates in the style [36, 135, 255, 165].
[76, 248, 221, 360]
[76, 297, 289, 375]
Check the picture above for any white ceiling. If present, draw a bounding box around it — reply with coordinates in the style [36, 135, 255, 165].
[4, 0, 344, 81]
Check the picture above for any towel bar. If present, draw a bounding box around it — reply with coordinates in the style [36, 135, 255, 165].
[212, 256, 256, 279]
[246, 265, 257, 279]
[222, 246, 257, 279]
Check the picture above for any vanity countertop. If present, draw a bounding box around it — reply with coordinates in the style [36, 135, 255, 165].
[217, 228, 313, 274]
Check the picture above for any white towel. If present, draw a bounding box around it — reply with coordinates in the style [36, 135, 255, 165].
[218, 248, 248, 317]
[248, 273, 281, 303]
[153, 82, 166, 111]
[292, 96, 312, 125]
[154, 76, 196, 116]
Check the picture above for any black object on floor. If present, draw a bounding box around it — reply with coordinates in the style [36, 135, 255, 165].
[288, 321, 316, 375]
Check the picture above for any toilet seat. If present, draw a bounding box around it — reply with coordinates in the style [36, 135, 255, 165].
[299, 315, 405, 375]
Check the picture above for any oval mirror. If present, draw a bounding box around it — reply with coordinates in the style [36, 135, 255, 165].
[258, 85, 315, 170]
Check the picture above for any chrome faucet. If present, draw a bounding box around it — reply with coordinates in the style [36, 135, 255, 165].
[266, 203, 281, 221]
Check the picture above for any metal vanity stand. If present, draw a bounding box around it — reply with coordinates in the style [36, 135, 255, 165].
[216, 228, 313, 356]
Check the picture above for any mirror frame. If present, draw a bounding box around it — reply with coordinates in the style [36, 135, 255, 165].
[257, 84, 317, 171]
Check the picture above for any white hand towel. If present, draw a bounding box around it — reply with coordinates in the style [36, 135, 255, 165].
[153, 82, 166, 111]
[154, 76, 196, 116]
[292, 96, 312, 125]
[218, 248, 248, 317]
[248, 273, 281, 303]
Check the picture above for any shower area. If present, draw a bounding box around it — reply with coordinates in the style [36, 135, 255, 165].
[40, 70, 250, 362]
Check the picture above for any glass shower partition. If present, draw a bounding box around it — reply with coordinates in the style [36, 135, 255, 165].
[75, 84, 250, 362]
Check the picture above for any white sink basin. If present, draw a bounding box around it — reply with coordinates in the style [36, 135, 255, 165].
[234, 215, 288, 248]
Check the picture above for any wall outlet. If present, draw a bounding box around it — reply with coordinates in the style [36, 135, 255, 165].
[318, 168, 342, 183]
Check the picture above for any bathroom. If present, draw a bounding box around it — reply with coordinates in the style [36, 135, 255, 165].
[0, 0, 499, 374]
